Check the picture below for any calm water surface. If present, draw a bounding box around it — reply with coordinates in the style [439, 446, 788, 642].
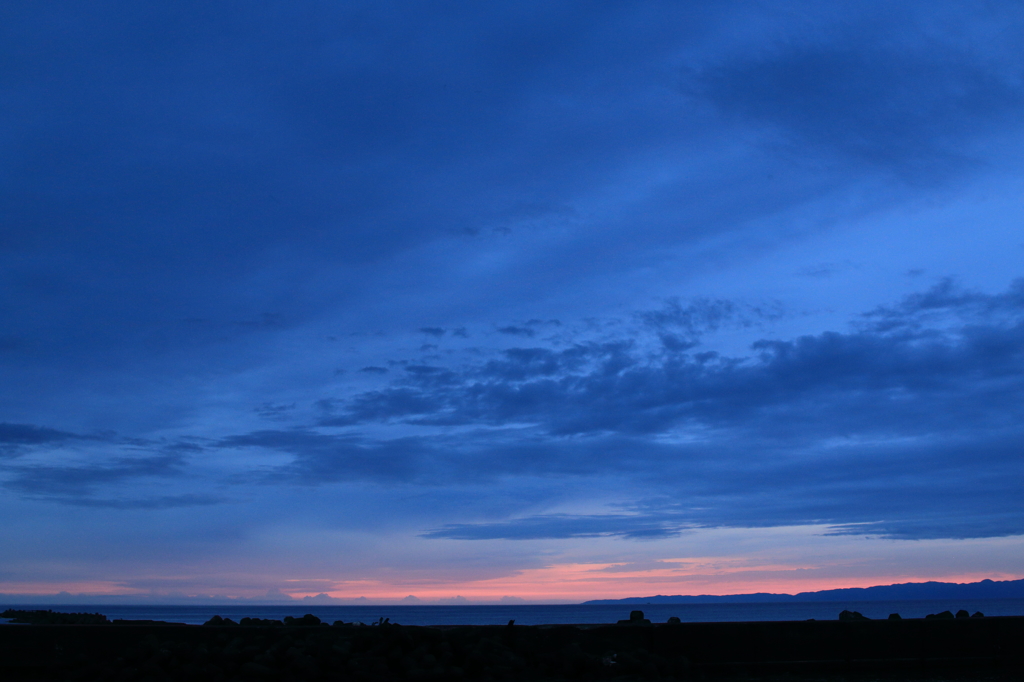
[3, 599, 1023, 626]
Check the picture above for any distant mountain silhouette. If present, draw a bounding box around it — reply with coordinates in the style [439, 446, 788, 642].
[581, 578, 1024, 604]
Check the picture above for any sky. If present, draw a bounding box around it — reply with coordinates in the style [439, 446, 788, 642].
[2, 1, 1024, 604]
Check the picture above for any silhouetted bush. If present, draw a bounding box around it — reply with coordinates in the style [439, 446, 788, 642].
[238, 616, 283, 626]
[617, 609, 651, 624]
[839, 609, 870, 621]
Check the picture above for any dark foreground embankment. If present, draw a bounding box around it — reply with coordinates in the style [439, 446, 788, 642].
[2, 615, 1023, 681]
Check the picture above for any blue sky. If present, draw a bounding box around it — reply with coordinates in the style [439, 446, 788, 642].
[2, 1, 1023, 603]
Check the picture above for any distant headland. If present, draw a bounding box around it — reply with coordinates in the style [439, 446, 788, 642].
[582, 578, 1024, 604]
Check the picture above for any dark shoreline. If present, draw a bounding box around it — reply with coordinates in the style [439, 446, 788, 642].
[7, 599, 1024, 626]
[3, 613, 1024, 681]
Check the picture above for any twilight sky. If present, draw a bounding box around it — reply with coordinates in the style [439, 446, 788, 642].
[2, 1, 1024, 603]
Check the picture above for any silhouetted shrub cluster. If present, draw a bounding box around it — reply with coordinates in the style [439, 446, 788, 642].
[844, 609, 985, 621]
[239, 617, 283, 627]
[1, 609, 109, 625]
[3, 609, 1021, 681]
[616, 610, 652, 625]
[838, 610, 871, 621]
[203, 613, 354, 627]
[0, 621, 692, 680]
[925, 609, 985, 619]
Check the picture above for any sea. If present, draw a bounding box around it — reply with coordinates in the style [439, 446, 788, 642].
[3, 599, 1024, 626]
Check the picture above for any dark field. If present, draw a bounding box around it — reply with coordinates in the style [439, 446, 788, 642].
[1, 610, 1022, 681]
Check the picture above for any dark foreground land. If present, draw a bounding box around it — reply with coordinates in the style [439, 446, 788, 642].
[1, 610, 1022, 681]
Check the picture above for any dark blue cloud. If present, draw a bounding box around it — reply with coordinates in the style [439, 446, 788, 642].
[423, 514, 690, 541]
[254, 402, 296, 420]
[689, 8, 1024, 175]
[3, 453, 187, 498]
[497, 326, 536, 337]
[862, 277, 1024, 331]
[639, 298, 740, 332]
[216, 429, 428, 483]
[329, 281, 1024, 438]
[0, 423, 112, 459]
[274, 281, 1024, 539]
[47, 494, 224, 510]
[639, 298, 783, 351]
[0, 423, 78, 446]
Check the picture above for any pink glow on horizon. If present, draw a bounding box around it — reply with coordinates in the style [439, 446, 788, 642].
[1, 566, 1018, 601]
[4, 553, 1021, 602]
[284, 561, 1024, 602]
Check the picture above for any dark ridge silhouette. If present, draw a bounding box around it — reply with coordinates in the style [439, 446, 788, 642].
[582, 576, 1024, 604]
[1, 609, 1022, 680]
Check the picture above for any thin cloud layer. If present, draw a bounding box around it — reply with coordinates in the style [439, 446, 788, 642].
[193, 280, 1024, 540]
[5, 284, 1020, 537]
